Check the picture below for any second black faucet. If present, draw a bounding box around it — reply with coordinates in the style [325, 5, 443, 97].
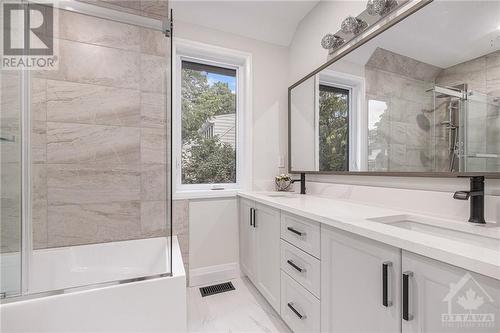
[291, 173, 306, 195]
[453, 176, 485, 224]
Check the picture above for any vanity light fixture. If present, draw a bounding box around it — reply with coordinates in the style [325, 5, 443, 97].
[366, 0, 398, 17]
[340, 16, 368, 35]
[321, 34, 345, 51]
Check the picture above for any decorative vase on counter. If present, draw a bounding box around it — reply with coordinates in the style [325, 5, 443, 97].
[275, 174, 293, 192]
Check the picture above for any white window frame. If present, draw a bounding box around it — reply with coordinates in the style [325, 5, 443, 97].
[316, 70, 366, 171]
[173, 38, 252, 199]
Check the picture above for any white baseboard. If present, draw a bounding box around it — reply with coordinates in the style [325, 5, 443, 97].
[189, 262, 241, 287]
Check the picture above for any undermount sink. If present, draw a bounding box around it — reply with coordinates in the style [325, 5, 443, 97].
[368, 215, 500, 251]
[265, 193, 299, 198]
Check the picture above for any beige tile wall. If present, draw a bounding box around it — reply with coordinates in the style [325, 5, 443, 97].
[366, 48, 437, 172]
[31, 9, 169, 249]
[173, 200, 189, 276]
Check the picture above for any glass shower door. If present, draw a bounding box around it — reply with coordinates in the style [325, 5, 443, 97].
[25, 4, 172, 294]
[465, 91, 500, 172]
[1, 1, 173, 300]
[0, 69, 23, 298]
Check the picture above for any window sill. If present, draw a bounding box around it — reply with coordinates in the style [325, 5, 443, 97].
[173, 189, 239, 200]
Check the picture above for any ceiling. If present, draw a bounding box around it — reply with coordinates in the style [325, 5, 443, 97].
[170, 0, 319, 46]
[343, 1, 500, 69]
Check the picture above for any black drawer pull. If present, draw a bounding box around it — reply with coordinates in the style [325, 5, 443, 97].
[382, 261, 392, 307]
[287, 260, 306, 273]
[287, 302, 306, 320]
[403, 271, 413, 321]
[287, 227, 305, 236]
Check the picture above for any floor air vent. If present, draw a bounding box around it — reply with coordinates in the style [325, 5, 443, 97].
[200, 281, 235, 297]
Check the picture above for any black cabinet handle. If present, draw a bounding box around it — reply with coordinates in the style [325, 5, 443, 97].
[249, 208, 256, 227]
[287, 260, 306, 273]
[287, 226, 305, 236]
[287, 302, 306, 320]
[403, 271, 413, 321]
[252, 208, 256, 228]
[382, 261, 392, 307]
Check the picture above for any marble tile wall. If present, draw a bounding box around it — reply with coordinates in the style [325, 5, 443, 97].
[173, 200, 189, 278]
[366, 48, 437, 172]
[31, 9, 170, 249]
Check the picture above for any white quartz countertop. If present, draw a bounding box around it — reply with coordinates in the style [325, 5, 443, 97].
[238, 191, 500, 280]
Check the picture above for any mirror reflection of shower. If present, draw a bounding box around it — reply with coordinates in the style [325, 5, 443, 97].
[427, 85, 467, 172]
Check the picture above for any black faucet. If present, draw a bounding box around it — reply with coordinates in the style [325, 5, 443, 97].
[453, 176, 485, 224]
[291, 173, 306, 195]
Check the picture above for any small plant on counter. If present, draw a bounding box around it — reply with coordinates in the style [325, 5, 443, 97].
[275, 174, 293, 192]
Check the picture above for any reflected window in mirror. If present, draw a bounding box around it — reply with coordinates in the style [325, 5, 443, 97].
[319, 85, 350, 172]
[368, 99, 389, 172]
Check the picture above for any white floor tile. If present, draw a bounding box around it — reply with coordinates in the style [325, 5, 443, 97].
[188, 277, 291, 333]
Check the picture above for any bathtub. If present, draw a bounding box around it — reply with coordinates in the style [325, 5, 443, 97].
[0, 236, 186, 332]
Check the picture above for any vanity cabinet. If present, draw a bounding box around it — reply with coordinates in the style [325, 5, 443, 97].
[239, 197, 500, 333]
[239, 198, 257, 281]
[238, 198, 281, 312]
[321, 225, 401, 333]
[401, 251, 500, 333]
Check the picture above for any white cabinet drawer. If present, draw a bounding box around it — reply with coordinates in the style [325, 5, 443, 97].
[280, 240, 320, 298]
[280, 212, 320, 258]
[281, 271, 320, 333]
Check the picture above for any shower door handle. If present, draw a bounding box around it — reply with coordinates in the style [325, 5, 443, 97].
[0, 136, 15, 142]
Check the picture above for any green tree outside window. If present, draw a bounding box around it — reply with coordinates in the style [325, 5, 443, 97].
[181, 61, 237, 184]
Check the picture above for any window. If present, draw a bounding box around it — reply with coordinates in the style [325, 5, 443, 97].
[174, 40, 251, 196]
[181, 61, 237, 185]
[318, 84, 350, 172]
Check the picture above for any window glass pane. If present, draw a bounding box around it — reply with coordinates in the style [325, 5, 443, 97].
[319, 85, 349, 172]
[181, 60, 237, 184]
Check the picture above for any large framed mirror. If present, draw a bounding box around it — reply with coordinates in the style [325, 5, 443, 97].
[289, 0, 500, 177]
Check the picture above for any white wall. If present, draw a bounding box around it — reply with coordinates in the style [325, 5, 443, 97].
[189, 198, 238, 269]
[174, 20, 290, 284]
[188, 198, 239, 285]
[288, 1, 366, 85]
[287, 0, 500, 195]
[290, 76, 316, 171]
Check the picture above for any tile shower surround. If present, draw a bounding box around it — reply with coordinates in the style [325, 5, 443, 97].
[366, 48, 439, 172]
[30, 9, 171, 250]
[366, 48, 500, 172]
